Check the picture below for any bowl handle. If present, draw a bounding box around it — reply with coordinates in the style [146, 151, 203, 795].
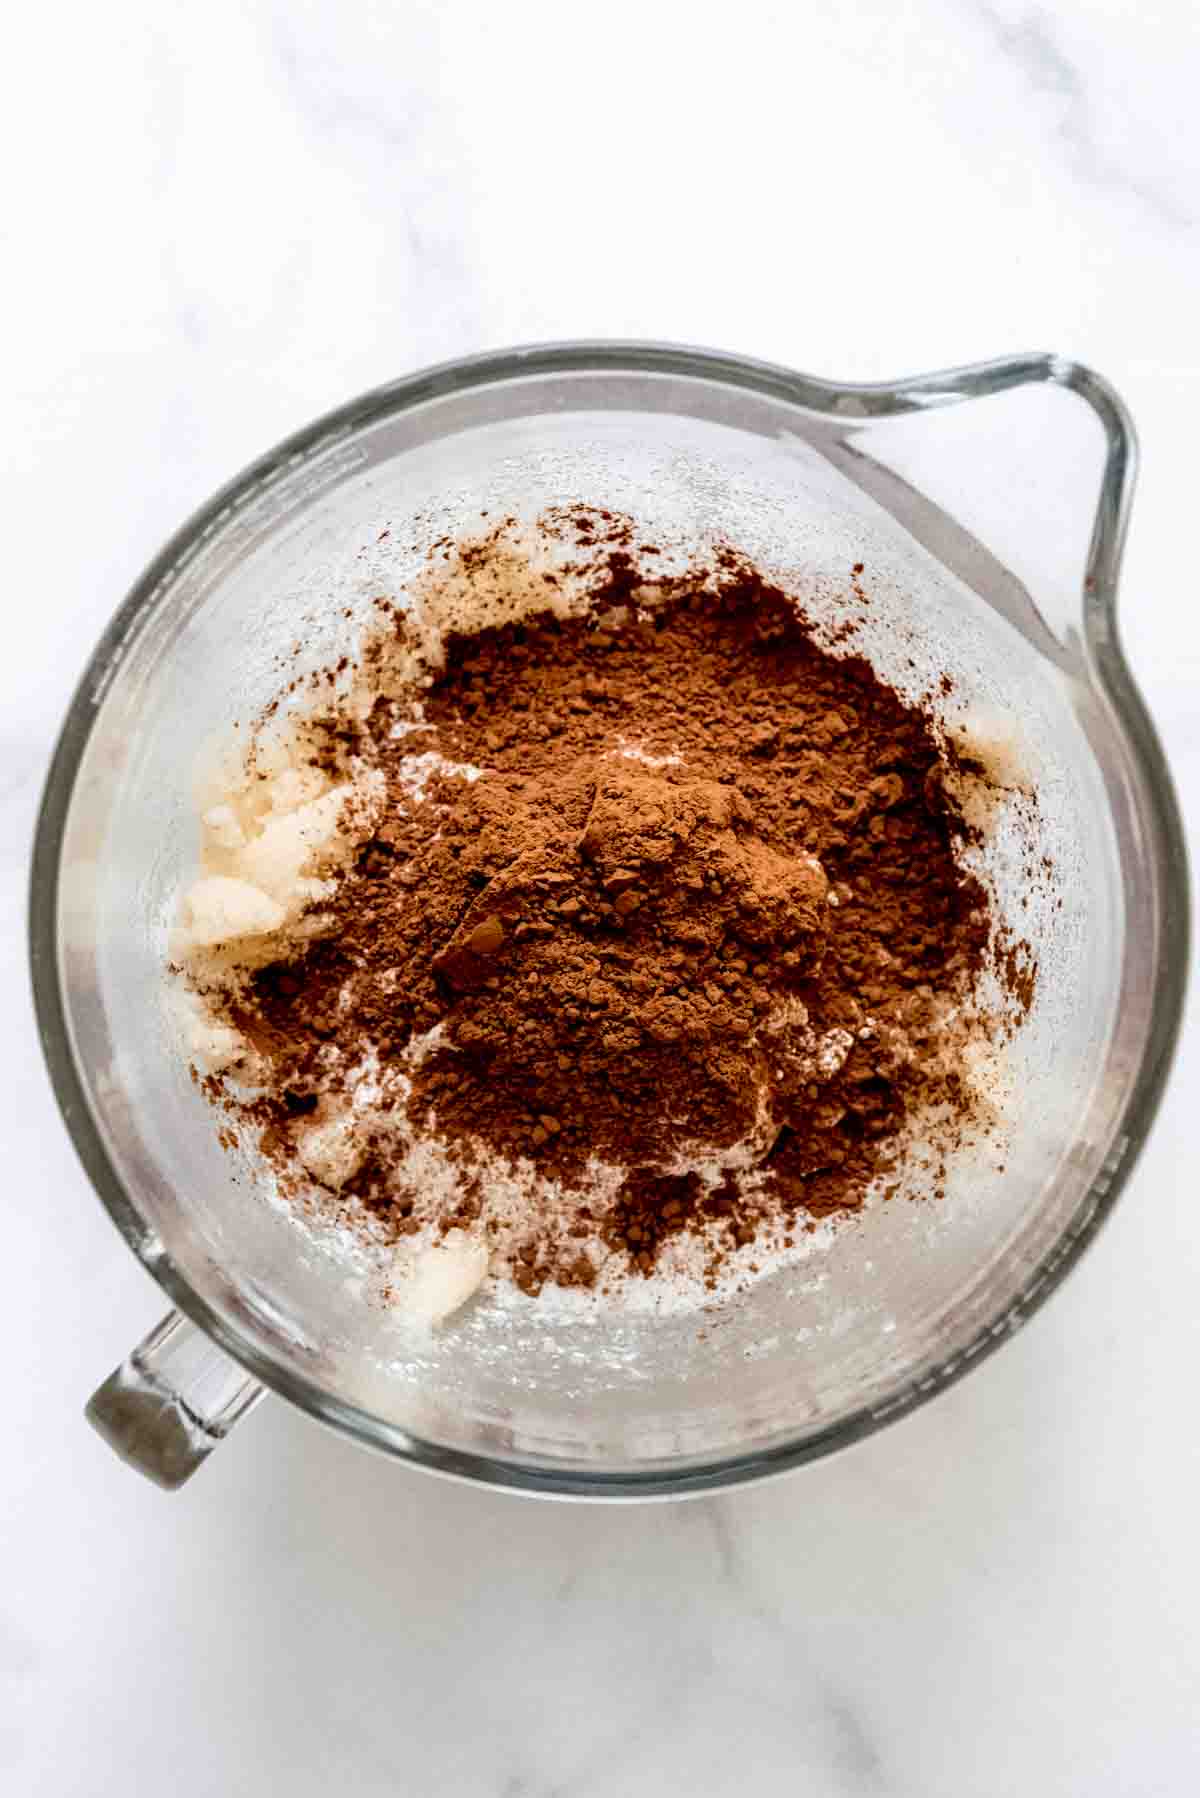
[86, 1311, 264, 1489]
[821, 352, 1137, 653]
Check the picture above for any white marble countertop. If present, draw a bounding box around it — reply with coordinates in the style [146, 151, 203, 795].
[4, 2, 1199, 1792]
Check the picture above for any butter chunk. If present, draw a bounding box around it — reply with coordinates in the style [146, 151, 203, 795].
[183, 876, 286, 946]
[397, 1231, 490, 1325]
[201, 804, 246, 852]
[234, 785, 352, 904]
[171, 987, 246, 1072]
[297, 1115, 363, 1189]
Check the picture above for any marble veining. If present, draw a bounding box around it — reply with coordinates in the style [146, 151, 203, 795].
[973, 0, 1198, 227]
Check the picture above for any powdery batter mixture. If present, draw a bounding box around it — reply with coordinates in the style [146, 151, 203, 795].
[170, 510, 1034, 1326]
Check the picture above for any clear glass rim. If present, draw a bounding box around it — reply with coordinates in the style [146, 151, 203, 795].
[29, 340, 1191, 1499]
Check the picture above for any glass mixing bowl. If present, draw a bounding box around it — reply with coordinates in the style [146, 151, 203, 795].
[30, 343, 1188, 1494]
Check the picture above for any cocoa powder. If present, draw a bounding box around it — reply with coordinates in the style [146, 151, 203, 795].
[195, 518, 1018, 1299]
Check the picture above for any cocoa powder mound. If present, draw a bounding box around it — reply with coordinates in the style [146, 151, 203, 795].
[417, 756, 830, 1177]
[197, 521, 1016, 1298]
